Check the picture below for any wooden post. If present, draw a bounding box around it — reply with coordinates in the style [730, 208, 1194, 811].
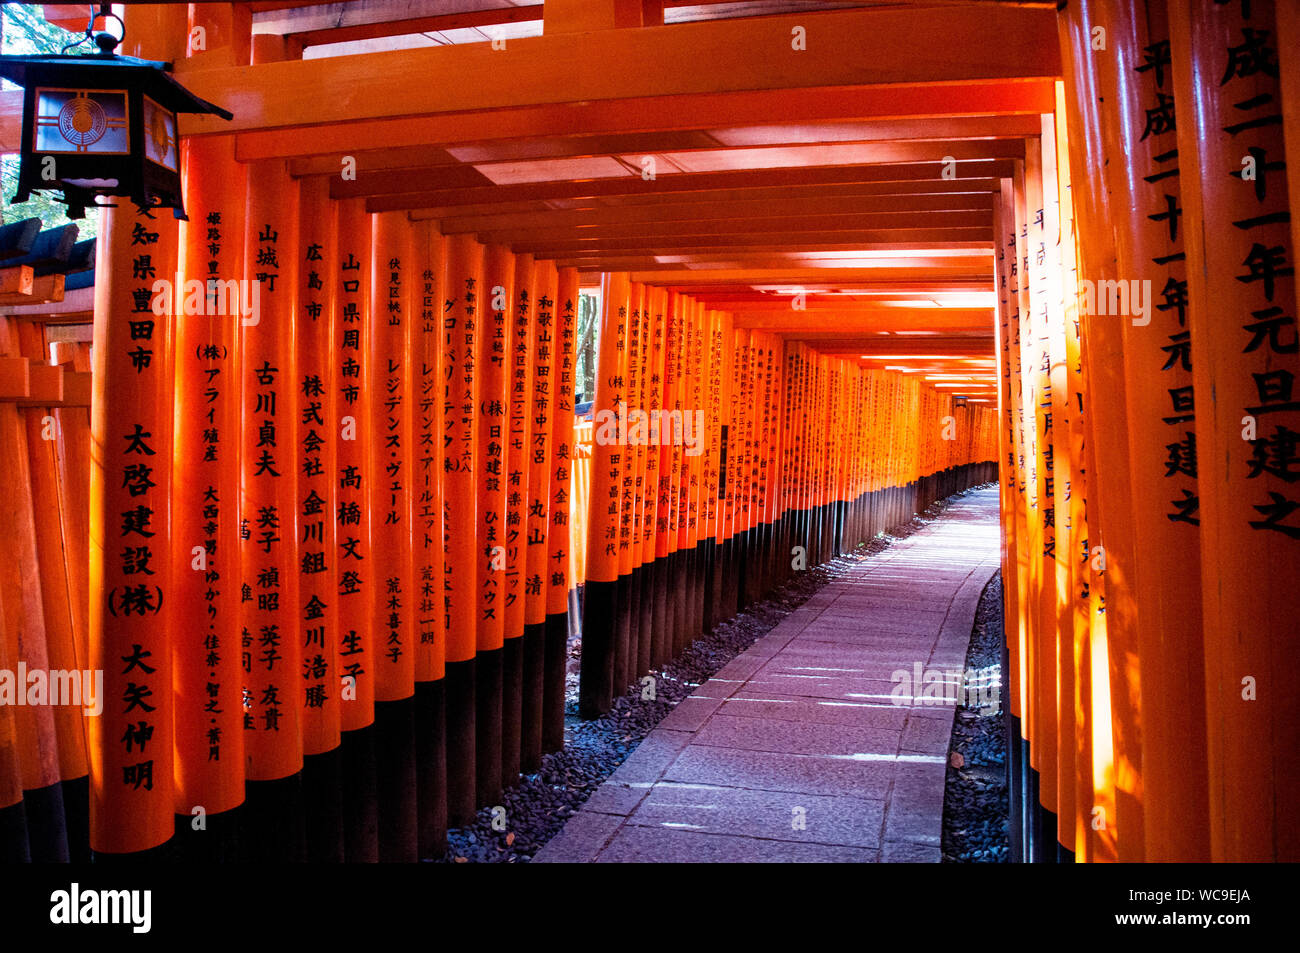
[1169, 0, 1300, 862]
[169, 135, 248, 858]
[1057, 0, 1146, 860]
[369, 210, 417, 860]
[295, 175, 343, 861]
[505, 253, 535, 779]
[513, 256, 544, 770]
[239, 159, 304, 860]
[334, 197, 378, 860]
[579, 273, 627, 717]
[545, 268, 580, 751]
[526, 261, 560, 739]
[442, 232, 483, 822]
[412, 220, 448, 857]
[475, 244, 513, 805]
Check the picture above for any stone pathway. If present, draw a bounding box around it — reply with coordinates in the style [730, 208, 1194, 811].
[534, 488, 1001, 863]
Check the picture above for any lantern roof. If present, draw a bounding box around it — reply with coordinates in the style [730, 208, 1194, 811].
[0, 53, 233, 120]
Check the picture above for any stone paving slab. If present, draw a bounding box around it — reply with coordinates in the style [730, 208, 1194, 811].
[692, 712, 901, 757]
[594, 825, 881, 863]
[719, 692, 911, 730]
[624, 782, 887, 849]
[534, 488, 1000, 863]
[661, 744, 898, 800]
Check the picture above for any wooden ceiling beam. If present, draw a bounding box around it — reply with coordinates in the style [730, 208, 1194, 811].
[630, 269, 992, 285]
[176, 6, 1059, 136]
[436, 194, 995, 234]
[284, 114, 1040, 177]
[729, 311, 994, 332]
[473, 210, 994, 246]
[228, 81, 1055, 163]
[516, 228, 994, 255]
[289, 5, 543, 49]
[402, 181, 1003, 222]
[375, 161, 1015, 210]
[306, 136, 1024, 183]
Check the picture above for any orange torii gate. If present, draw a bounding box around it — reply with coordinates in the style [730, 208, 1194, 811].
[577, 275, 998, 716]
[6, 0, 1295, 870]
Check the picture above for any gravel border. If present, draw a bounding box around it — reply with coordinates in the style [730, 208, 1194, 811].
[434, 486, 994, 863]
[941, 570, 1010, 862]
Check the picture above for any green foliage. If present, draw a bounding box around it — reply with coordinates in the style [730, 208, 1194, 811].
[1, 4, 98, 238]
[576, 291, 600, 402]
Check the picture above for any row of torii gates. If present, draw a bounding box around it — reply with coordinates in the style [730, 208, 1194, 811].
[0, 0, 1296, 863]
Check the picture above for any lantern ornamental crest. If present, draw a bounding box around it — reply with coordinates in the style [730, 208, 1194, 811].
[0, 51, 232, 219]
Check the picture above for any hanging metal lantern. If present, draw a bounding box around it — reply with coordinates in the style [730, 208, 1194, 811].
[0, 9, 231, 220]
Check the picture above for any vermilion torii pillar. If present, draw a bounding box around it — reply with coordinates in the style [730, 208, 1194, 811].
[503, 253, 533, 782]
[87, 1, 186, 860]
[442, 233, 483, 821]
[580, 272, 628, 717]
[172, 135, 247, 857]
[412, 220, 448, 857]
[546, 268, 580, 752]
[476, 243, 513, 804]
[525, 261, 560, 720]
[369, 210, 417, 861]
[512, 256, 543, 772]
[295, 176, 343, 861]
[334, 197, 377, 860]
[1088, 0, 1209, 862]
[1058, 0, 1146, 861]
[89, 170, 179, 857]
[1169, 0, 1300, 862]
[239, 159, 303, 857]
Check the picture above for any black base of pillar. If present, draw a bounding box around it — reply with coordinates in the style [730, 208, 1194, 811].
[650, 555, 671, 671]
[718, 536, 736, 626]
[501, 636, 524, 788]
[444, 657, 477, 826]
[521, 622, 546, 772]
[242, 771, 308, 862]
[303, 744, 344, 862]
[691, 538, 702, 634]
[613, 572, 633, 696]
[475, 647, 504, 808]
[543, 611, 568, 754]
[756, 522, 773, 599]
[578, 578, 618, 719]
[375, 696, 418, 862]
[62, 774, 90, 863]
[699, 540, 718, 634]
[0, 799, 30, 863]
[1035, 799, 1057, 864]
[682, 544, 698, 646]
[415, 679, 448, 858]
[637, 564, 655, 678]
[171, 797, 244, 863]
[342, 724, 379, 862]
[1008, 716, 1024, 864]
[626, 566, 643, 688]
[23, 779, 69, 862]
[1026, 757, 1041, 864]
[91, 838, 174, 863]
[671, 548, 689, 655]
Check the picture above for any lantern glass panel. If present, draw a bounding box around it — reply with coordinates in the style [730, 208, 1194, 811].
[142, 95, 178, 172]
[34, 87, 129, 154]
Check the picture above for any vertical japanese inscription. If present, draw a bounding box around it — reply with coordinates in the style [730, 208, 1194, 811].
[335, 200, 373, 728]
